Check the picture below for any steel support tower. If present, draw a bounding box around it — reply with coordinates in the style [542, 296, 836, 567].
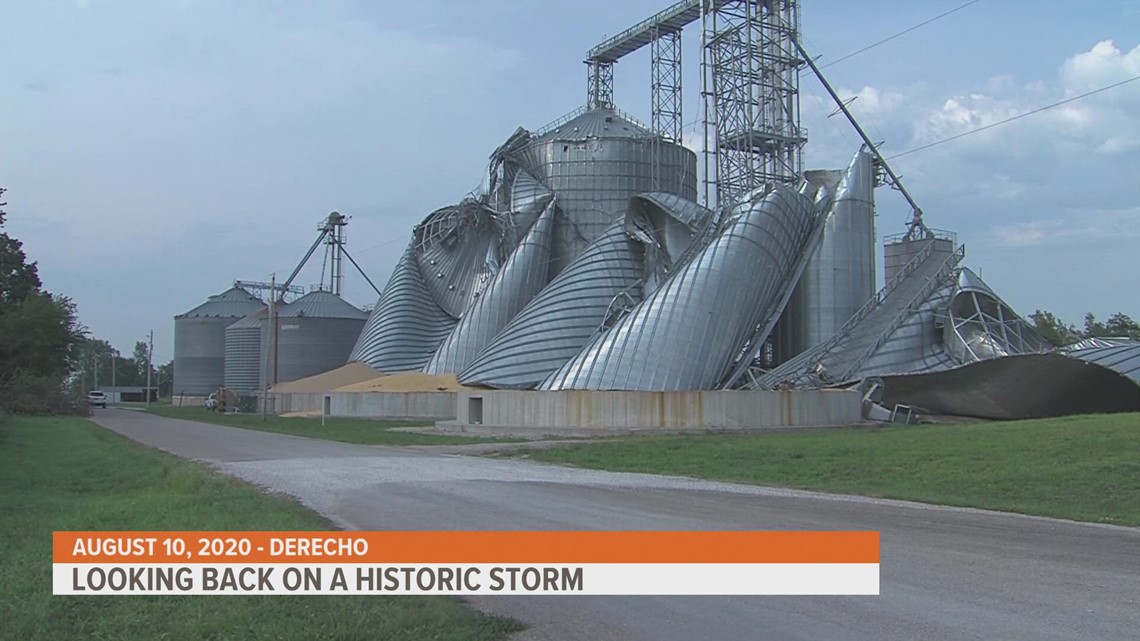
[584, 0, 806, 208]
[586, 61, 614, 108]
[703, 0, 806, 206]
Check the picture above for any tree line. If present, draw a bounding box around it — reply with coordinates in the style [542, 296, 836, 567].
[0, 188, 177, 414]
[1028, 310, 1140, 347]
[0, 187, 85, 413]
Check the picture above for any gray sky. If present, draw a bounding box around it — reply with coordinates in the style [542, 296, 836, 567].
[2, 0, 1138, 361]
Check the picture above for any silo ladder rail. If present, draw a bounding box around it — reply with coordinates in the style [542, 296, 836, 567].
[749, 238, 942, 389]
[836, 244, 966, 382]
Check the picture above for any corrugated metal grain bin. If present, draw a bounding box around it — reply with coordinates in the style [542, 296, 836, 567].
[174, 286, 264, 395]
[262, 291, 368, 388]
[223, 306, 269, 395]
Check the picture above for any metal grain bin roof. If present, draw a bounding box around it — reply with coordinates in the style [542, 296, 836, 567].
[176, 286, 263, 319]
[277, 290, 367, 319]
[531, 107, 654, 142]
[1064, 342, 1140, 383]
[227, 306, 270, 329]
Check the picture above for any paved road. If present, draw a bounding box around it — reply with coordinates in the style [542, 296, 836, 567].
[90, 409, 1140, 641]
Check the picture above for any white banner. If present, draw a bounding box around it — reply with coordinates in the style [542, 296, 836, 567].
[54, 563, 879, 596]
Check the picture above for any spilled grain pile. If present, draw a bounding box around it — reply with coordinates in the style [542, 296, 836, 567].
[271, 362, 383, 393]
[334, 372, 473, 393]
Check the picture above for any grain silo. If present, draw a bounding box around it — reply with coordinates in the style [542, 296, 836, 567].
[262, 290, 368, 387]
[173, 286, 265, 395]
[509, 107, 697, 274]
[223, 306, 269, 395]
[779, 147, 878, 358]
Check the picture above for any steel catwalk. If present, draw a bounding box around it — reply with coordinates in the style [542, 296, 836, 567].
[541, 185, 818, 391]
[423, 202, 557, 375]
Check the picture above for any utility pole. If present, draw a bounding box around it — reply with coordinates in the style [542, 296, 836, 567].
[262, 274, 275, 422]
[110, 352, 115, 403]
[93, 353, 99, 391]
[146, 330, 154, 407]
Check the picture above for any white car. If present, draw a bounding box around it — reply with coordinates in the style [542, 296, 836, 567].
[87, 390, 107, 409]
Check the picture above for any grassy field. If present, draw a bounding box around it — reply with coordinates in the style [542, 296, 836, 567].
[0, 415, 522, 641]
[140, 403, 516, 446]
[526, 413, 1140, 526]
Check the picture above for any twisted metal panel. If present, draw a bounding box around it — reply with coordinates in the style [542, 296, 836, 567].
[423, 202, 557, 375]
[412, 200, 501, 317]
[943, 268, 1050, 364]
[349, 245, 457, 372]
[625, 192, 717, 290]
[541, 185, 817, 390]
[459, 221, 644, 389]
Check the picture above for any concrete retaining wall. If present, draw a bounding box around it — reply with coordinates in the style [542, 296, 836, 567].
[447, 389, 861, 434]
[325, 391, 458, 421]
[271, 392, 325, 415]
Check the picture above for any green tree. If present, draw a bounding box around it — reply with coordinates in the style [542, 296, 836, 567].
[1104, 313, 1140, 340]
[0, 188, 42, 307]
[0, 187, 86, 414]
[156, 360, 174, 398]
[1029, 310, 1080, 347]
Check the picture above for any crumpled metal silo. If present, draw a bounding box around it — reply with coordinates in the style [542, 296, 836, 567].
[263, 290, 368, 386]
[460, 193, 716, 389]
[348, 244, 457, 372]
[174, 286, 265, 395]
[541, 185, 818, 391]
[624, 192, 717, 292]
[942, 268, 1050, 362]
[459, 221, 643, 389]
[781, 147, 877, 357]
[423, 202, 556, 374]
[412, 199, 503, 318]
[508, 107, 697, 275]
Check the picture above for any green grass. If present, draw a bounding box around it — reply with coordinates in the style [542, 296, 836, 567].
[526, 413, 1140, 526]
[140, 404, 517, 446]
[0, 416, 523, 641]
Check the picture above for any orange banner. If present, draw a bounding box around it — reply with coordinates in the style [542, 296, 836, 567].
[54, 531, 879, 564]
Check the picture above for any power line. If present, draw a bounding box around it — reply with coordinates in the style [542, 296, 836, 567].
[820, 0, 980, 69]
[888, 73, 1140, 159]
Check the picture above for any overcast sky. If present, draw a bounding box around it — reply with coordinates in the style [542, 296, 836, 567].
[2, 0, 1138, 361]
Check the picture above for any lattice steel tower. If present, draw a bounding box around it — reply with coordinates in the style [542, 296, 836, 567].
[702, 0, 806, 206]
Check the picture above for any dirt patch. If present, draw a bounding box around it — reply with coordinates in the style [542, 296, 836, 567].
[271, 362, 383, 394]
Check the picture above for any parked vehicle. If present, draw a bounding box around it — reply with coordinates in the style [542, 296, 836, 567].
[87, 390, 107, 409]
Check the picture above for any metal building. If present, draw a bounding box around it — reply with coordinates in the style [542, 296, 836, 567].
[262, 290, 368, 387]
[223, 306, 268, 395]
[173, 286, 264, 395]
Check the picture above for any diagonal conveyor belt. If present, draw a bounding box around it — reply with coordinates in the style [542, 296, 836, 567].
[752, 242, 965, 389]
